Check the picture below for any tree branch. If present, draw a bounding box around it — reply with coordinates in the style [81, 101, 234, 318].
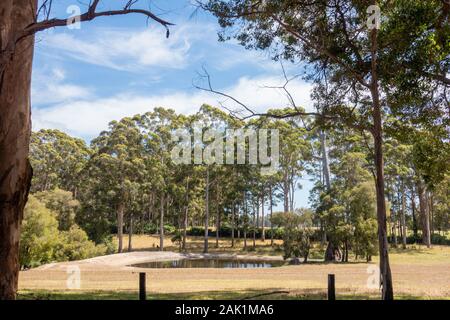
[23, 10, 174, 39]
[20, 1, 174, 41]
[193, 66, 370, 133]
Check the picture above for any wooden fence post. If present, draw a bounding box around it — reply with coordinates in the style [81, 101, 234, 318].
[139, 272, 146, 301]
[328, 274, 335, 300]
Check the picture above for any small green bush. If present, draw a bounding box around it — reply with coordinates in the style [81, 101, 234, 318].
[163, 224, 176, 235]
[142, 222, 158, 234]
[20, 195, 109, 269]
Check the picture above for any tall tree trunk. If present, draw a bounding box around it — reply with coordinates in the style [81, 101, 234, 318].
[370, 22, 394, 300]
[289, 179, 294, 213]
[159, 194, 164, 251]
[270, 186, 274, 246]
[0, 0, 36, 300]
[429, 192, 434, 236]
[182, 178, 189, 251]
[321, 131, 336, 261]
[417, 180, 431, 248]
[261, 193, 265, 241]
[243, 191, 247, 250]
[128, 214, 133, 252]
[231, 201, 235, 247]
[401, 182, 407, 249]
[411, 187, 418, 239]
[283, 173, 289, 212]
[388, 192, 397, 247]
[252, 200, 256, 248]
[204, 168, 209, 253]
[320, 131, 331, 189]
[117, 202, 124, 253]
[215, 202, 220, 248]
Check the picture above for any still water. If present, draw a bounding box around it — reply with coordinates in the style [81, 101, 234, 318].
[132, 258, 286, 269]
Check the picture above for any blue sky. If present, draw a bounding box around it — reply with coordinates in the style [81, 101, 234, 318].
[32, 0, 314, 209]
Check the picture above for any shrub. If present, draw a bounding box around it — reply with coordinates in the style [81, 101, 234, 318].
[171, 231, 183, 251]
[142, 222, 158, 234]
[164, 224, 177, 235]
[271, 212, 314, 262]
[20, 196, 63, 268]
[60, 225, 107, 261]
[265, 227, 285, 240]
[100, 235, 117, 254]
[187, 226, 213, 236]
[34, 188, 79, 231]
[20, 195, 109, 269]
[431, 233, 450, 245]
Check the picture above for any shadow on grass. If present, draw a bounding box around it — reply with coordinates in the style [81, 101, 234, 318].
[18, 289, 434, 300]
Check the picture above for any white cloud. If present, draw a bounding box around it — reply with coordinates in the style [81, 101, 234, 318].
[222, 75, 313, 113]
[39, 25, 191, 71]
[32, 74, 312, 140]
[36, 23, 285, 74]
[32, 67, 93, 106]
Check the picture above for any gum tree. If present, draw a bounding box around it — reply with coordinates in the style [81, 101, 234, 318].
[202, 0, 449, 299]
[0, 0, 172, 300]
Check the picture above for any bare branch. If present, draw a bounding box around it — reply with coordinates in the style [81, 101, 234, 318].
[20, 1, 174, 41]
[193, 66, 370, 134]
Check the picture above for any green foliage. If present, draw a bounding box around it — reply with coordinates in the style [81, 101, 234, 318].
[59, 225, 108, 261]
[171, 230, 183, 251]
[20, 196, 108, 269]
[271, 211, 313, 262]
[20, 196, 63, 268]
[34, 188, 79, 231]
[163, 224, 177, 235]
[30, 129, 90, 193]
[142, 222, 158, 234]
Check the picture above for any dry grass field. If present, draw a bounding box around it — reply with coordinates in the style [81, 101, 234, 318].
[18, 235, 450, 300]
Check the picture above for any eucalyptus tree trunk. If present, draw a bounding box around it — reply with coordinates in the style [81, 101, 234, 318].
[0, 0, 36, 300]
[231, 201, 235, 247]
[320, 131, 331, 189]
[243, 191, 247, 250]
[261, 193, 265, 241]
[117, 202, 124, 253]
[159, 194, 164, 251]
[417, 180, 431, 248]
[429, 192, 434, 236]
[128, 214, 133, 252]
[252, 199, 257, 247]
[388, 192, 398, 247]
[283, 173, 289, 212]
[182, 179, 189, 251]
[321, 131, 337, 262]
[269, 186, 274, 246]
[289, 179, 294, 213]
[370, 23, 393, 300]
[204, 168, 209, 253]
[215, 200, 220, 248]
[411, 187, 418, 239]
[401, 182, 407, 249]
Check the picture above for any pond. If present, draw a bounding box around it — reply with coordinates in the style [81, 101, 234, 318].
[131, 258, 286, 269]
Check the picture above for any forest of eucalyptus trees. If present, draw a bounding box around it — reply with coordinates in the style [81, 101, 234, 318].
[29, 104, 449, 263]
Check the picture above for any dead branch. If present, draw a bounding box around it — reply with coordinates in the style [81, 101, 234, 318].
[21, 0, 174, 42]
